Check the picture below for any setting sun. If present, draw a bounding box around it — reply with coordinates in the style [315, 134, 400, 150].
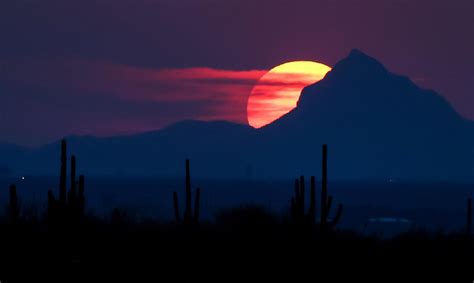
[247, 61, 331, 128]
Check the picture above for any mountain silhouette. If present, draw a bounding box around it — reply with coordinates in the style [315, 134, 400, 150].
[6, 50, 474, 181]
[260, 49, 474, 180]
[13, 120, 257, 178]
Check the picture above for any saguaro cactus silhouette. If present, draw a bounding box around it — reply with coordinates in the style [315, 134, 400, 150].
[289, 145, 342, 230]
[290, 176, 316, 224]
[7, 184, 20, 223]
[48, 139, 86, 225]
[320, 144, 343, 231]
[173, 159, 200, 225]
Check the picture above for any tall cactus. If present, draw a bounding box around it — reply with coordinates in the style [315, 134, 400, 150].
[48, 139, 86, 225]
[7, 184, 20, 223]
[320, 144, 343, 231]
[173, 159, 200, 225]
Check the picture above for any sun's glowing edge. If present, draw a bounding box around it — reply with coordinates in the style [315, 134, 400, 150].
[247, 61, 331, 128]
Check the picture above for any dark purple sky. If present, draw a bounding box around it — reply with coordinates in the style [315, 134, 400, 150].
[1, 0, 473, 146]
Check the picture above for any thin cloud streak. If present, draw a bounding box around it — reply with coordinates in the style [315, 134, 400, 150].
[0, 58, 269, 145]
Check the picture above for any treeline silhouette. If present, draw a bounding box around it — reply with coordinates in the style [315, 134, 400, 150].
[1, 140, 473, 282]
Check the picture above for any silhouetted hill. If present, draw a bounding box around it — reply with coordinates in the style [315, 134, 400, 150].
[18, 120, 257, 178]
[259, 49, 474, 180]
[9, 50, 474, 181]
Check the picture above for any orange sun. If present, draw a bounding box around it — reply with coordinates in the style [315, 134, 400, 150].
[247, 61, 331, 128]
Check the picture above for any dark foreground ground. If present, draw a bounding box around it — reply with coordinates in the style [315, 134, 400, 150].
[2, 142, 473, 281]
[0, 209, 473, 283]
[0, 177, 473, 282]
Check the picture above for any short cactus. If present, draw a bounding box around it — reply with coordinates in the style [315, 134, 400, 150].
[290, 176, 316, 225]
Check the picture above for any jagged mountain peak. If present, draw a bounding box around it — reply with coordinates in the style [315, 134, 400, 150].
[323, 49, 390, 84]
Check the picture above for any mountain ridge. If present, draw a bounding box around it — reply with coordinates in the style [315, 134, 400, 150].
[2, 50, 473, 181]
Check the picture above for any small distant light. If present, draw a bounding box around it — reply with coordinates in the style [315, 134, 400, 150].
[21, 176, 25, 180]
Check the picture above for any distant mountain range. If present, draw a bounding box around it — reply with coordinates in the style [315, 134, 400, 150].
[2, 50, 474, 181]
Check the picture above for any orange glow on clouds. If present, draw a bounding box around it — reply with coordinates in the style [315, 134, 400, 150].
[247, 61, 331, 128]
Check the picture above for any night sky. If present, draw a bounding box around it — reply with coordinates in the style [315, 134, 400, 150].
[1, 0, 473, 146]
